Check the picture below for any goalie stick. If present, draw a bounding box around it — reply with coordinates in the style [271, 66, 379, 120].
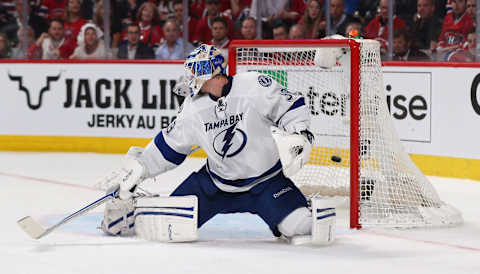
[19, 145, 202, 239]
[17, 188, 119, 239]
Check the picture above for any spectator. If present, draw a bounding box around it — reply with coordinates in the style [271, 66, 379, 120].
[411, 0, 443, 52]
[466, 0, 476, 27]
[447, 29, 476, 61]
[134, 2, 164, 49]
[70, 22, 110, 59]
[357, 0, 380, 24]
[189, 0, 206, 20]
[445, 0, 453, 14]
[27, 18, 75, 59]
[116, 0, 147, 30]
[344, 18, 363, 37]
[435, 0, 448, 18]
[298, 0, 325, 39]
[193, 0, 234, 45]
[117, 23, 155, 59]
[344, 0, 360, 15]
[210, 17, 230, 58]
[0, 32, 12, 58]
[365, 0, 407, 55]
[93, 0, 122, 49]
[240, 16, 256, 39]
[156, 0, 174, 24]
[392, 29, 430, 60]
[80, 0, 95, 20]
[237, 16, 259, 58]
[13, 0, 48, 39]
[272, 21, 289, 40]
[64, 0, 88, 43]
[436, 0, 474, 53]
[172, 0, 197, 43]
[229, 0, 252, 38]
[327, 0, 356, 36]
[11, 25, 35, 59]
[0, 2, 17, 42]
[250, 0, 305, 26]
[289, 23, 305, 39]
[0, 0, 16, 21]
[189, 0, 232, 20]
[230, 0, 253, 20]
[40, 0, 67, 20]
[155, 19, 193, 59]
[230, 0, 252, 18]
[395, 0, 418, 27]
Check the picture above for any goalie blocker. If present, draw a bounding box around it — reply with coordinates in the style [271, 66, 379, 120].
[271, 127, 314, 178]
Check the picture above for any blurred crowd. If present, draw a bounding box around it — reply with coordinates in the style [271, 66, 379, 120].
[0, 0, 477, 62]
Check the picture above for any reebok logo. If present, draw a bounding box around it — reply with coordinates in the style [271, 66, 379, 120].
[122, 169, 133, 182]
[273, 187, 293, 198]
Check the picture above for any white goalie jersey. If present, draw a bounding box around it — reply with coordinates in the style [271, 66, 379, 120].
[139, 72, 311, 192]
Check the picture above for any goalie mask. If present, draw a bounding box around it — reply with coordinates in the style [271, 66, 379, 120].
[183, 44, 227, 97]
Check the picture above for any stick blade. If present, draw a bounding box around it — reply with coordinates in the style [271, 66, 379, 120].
[17, 216, 47, 239]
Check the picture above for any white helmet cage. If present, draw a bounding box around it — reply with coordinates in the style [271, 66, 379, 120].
[183, 44, 228, 97]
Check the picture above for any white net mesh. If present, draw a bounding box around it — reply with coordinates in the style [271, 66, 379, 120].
[233, 39, 462, 228]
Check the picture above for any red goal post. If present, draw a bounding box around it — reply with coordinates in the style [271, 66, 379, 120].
[228, 39, 462, 229]
[229, 39, 362, 228]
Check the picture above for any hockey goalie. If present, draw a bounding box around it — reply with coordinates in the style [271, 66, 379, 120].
[100, 44, 335, 245]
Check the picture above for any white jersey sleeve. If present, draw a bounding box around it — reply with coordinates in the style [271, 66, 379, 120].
[253, 73, 310, 134]
[139, 99, 197, 177]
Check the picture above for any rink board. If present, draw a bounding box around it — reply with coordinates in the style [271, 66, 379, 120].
[0, 60, 480, 180]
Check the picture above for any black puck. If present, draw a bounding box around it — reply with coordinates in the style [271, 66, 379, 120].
[331, 155, 342, 163]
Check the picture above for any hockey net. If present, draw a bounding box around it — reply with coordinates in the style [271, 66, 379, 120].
[228, 39, 462, 228]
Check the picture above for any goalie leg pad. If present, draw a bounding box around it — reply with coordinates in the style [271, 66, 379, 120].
[311, 198, 336, 245]
[134, 195, 198, 242]
[101, 197, 135, 236]
[278, 207, 312, 237]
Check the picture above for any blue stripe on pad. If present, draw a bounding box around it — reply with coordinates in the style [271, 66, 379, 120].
[154, 132, 187, 165]
[135, 206, 194, 211]
[317, 208, 335, 213]
[108, 211, 135, 229]
[317, 213, 336, 220]
[136, 211, 194, 219]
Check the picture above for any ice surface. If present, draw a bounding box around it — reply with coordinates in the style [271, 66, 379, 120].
[1, 152, 479, 274]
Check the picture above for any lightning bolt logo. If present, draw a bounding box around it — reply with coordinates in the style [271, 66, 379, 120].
[220, 122, 237, 159]
[213, 121, 247, 159]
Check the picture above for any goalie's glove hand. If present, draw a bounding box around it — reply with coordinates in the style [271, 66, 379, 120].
[118, 154, 147, 200]
[271, 128, 314, 178]
[294, 129, 314, 170]
[95, 146, 145, 192]
[300, 129, 314, 145]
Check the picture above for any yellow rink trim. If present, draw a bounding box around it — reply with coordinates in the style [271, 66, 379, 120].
[410, 154, 480, 181]
[0, 135, 479, 180]
[0, 135, 208, 157]
[308, 147, 480, 180]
